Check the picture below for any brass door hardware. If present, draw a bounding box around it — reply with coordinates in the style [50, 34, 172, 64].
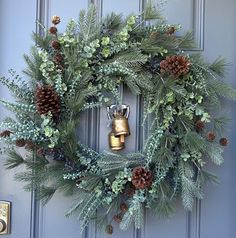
[0, 201, 11, 235]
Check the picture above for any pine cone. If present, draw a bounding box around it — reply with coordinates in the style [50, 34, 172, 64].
[219, 137, 228, 146]
[120, 203, 128, 212]
[206, 131, 216, 142]
[166, 26, 176, 35]
[0, 130, 12, 138]
[35, 85, 61, 118]
[195, 120, 205, 132]
[131, 166, 153, 189]
[15, 139, 26, 147]
[113, 214, 122, 223]
[49, 26, 58, 34]
[106, 225, 113, 235]
[160, 55, 190, 78]
[52, 15, 61, 25]
[51, 40, 61, 50]
[54, 53, 64, 64]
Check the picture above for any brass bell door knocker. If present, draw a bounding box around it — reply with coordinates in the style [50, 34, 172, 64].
[107, 104, 131, 151]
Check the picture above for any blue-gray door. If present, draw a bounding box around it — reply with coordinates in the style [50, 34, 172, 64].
[1, 0, 236, 237]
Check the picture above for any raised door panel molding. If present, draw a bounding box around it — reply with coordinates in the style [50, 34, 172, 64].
[188, 200, 201, 238]
[192, 0, 205, 51]
[164, 0, 205, 51]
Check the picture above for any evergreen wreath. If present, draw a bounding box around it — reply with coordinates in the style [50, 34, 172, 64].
[0, 3, 235, 234]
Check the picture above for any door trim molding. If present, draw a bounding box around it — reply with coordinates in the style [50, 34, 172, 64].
[31, 1, 51, 238]
[188, 199, 201, 238]
[192, 0, 205, 51]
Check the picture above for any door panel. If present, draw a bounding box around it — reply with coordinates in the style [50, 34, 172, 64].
[163, 0, 204, 50]
[0, 1, 37, 238]
[164, 0, 193, 31]
[1, 0, 236, 238]
[37, 2, 89, 238]
[102, 0, 140, 15]
[49, 0, 88, 29]
[200, 1, 236, 237]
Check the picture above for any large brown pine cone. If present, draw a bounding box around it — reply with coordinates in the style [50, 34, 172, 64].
[160, 55, 190, 78]
[131, 166, 153, 189]
[35, 85, 60, 118]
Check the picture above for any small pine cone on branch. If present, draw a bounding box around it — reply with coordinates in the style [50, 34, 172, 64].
[35, 85, 61, 118]
[160, 55, 190, 78]
[49, 26, 58, 34]
[51, 40, 61, 50]
[195, 120, 205, 132]
[113, 214, 122, 223]
[54, 53, 64, 64]
[219, 137, 228, 146]
[106, 225, 113, 235]
[131, 166, 153, 189]
[166, 26, 176, 35]
[0, 130, 12, 138]
[51, 15, 61, 25]
[206, 131, 216, 142]
[15, 139, 26, 147]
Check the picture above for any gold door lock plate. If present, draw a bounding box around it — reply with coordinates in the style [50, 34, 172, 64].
[0, 201, 11, 235]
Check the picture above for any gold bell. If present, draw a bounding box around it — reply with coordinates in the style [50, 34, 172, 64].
[108, 131, 125, 151]
[107, 104, 131, 151]
[112, 112, 130, 143]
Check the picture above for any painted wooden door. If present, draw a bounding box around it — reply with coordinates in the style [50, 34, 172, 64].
[1, 0, 236, 237]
